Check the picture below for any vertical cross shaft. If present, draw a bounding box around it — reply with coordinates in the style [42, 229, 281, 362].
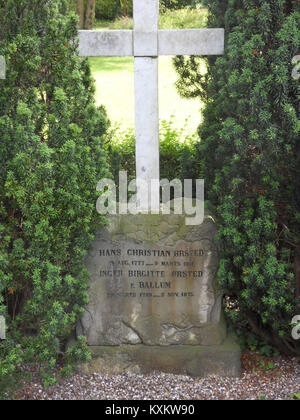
[134, 0, 160, 211]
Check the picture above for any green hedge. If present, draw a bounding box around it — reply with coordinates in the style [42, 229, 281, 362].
[174, 0, 300, 355]
[95, 0, 200, 21]
[105, 121, 199, 200]
[160, 0, 201, 11]
[95, 0, 122, 20]
[0, 0, 109, 389]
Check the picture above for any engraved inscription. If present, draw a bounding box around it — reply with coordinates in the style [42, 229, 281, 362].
[96, 244, 204, 299]
[80, 212, 224, 346]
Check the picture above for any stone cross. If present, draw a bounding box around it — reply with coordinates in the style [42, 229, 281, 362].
[78, 0, 224, 210]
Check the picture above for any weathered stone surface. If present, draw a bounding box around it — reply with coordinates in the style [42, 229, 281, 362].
[134, 56, 159, 211]
[78, 29, 225, 58]
[78, 30, 133, 57]
[133, 0, 158, 57]
[158, 29, 225, 56]
[77, 211, 226, 347]
[78, 332, 241, 378]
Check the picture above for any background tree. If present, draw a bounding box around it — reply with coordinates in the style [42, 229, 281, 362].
[85, 0, 96, 29]
[174, 0, 300, 355]
[76, 0, 96, 29]
[120, 0, 128, 17]
[0, 0, 109, 386]
[76, 0, 85, 28]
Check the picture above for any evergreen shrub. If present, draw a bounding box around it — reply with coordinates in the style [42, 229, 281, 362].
[0, 0, 110, 387]
[174, 0, 300, 355]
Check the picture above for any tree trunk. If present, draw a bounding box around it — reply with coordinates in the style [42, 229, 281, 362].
[122, 0, 127, 17]
[76, 0, 84, 29]
[85, 0, 96, 30]
[247, 311, 299, 356]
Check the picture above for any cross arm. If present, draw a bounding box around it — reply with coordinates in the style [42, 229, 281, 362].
[78, 28, 224, 58]
[78, 30, 133, 57]
[158, 29, 224, 56]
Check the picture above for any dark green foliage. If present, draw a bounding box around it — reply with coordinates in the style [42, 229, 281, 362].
[0, 0, 109, 383]
[160, 0, 201, 12]
[95, 0, 199, 21]
[106, 127, 136, 187]
[106, 122, 199, 199]
[174, 0, 300, 355]
[95, 0, 123, 20]
[159, 120, 199, 185]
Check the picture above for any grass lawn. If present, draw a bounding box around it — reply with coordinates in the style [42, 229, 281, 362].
[90, 7, 208, 133]
[89, 56, 203, 133]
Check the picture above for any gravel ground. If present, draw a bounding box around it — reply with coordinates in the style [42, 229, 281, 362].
[12, 352, 300, 400]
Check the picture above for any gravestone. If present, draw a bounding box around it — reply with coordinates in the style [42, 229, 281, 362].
[76, 1, 241, 377]
[77, 209, 241, 377]
[78, 212, 225, 347]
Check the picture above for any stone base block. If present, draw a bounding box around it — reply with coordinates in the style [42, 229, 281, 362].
[78, 332, 241, 378]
